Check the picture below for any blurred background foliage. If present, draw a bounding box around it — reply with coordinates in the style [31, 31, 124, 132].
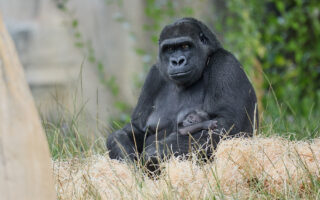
[212, 0, 320, 138]
[54, 0, 319, 140]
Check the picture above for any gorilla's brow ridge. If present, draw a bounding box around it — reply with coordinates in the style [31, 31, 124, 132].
[160, 37, 193, 49]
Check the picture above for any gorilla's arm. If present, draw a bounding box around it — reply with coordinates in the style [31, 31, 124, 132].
[178, 120, 217, 135]
[203, 49, 258, 136]
[107, 65, 164, 160]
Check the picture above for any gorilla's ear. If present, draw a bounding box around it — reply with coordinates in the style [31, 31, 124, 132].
[199, 31, 215, 58]
[199, 32, 209, 45]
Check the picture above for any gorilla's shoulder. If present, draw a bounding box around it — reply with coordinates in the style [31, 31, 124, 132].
[140, 65, 167, 95]
[208, 49, 249, 86]
[212, 49, 241, 67]
[145, 65, 166, 84]
[148, 65, 160, 77]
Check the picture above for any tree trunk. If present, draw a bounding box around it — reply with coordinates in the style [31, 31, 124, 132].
[0, 13, 55, 200]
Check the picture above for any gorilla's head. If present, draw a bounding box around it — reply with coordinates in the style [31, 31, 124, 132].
[157, 18, 221, 86]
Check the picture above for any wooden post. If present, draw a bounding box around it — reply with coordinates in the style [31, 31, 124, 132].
[0, 14, 56, 200]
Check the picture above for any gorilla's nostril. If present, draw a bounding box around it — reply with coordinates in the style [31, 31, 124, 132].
[170, 57, 178, 66]
[178, 56, 186, 66]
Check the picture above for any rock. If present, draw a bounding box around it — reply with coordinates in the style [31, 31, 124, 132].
[0, 13, 55, 200]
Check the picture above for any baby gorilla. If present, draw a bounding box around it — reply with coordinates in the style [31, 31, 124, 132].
[178, 109, 218, 135]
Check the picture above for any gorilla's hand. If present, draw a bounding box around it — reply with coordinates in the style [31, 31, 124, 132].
[179, 120, 218, 135]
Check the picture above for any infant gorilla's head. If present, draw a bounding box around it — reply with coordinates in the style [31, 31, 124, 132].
[182, 109, 210, 127]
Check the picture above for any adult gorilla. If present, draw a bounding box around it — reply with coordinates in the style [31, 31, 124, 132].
[107, 18, 258, 162]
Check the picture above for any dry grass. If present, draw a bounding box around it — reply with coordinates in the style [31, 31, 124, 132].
[53, 136, 320, 199]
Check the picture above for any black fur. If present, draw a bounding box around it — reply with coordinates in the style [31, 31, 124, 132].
[106, 18, 258, 163]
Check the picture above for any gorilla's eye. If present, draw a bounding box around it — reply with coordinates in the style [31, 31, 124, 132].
[167, 47, 174, 53]
[182, 44, 189, 49]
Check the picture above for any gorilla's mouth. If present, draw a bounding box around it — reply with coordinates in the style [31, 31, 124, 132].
[169, 70, 192, 78]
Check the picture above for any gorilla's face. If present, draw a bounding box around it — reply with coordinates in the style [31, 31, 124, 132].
[158, 22, 210, 86]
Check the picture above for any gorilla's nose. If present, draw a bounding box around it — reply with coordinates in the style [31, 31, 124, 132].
[170, 56, 186, 67]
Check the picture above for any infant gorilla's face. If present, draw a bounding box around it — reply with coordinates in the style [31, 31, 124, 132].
[183, 113, 202, 127]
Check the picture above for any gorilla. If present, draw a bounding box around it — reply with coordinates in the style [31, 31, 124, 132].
[107, 17, 258, 163]
[177, 109, 217, 136]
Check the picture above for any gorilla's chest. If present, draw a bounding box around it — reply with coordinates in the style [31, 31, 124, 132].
[145, 81, 205, 134]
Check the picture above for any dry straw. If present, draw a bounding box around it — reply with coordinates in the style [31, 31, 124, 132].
[54, 136, 320, 199]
